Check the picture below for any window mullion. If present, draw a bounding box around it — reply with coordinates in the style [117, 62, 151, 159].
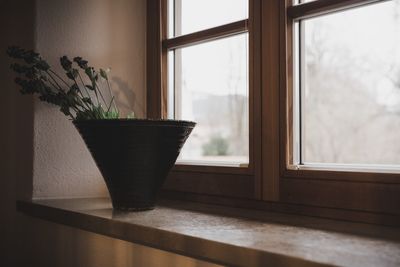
[163, 20, 249, 50]
[298, 19, 305, 166]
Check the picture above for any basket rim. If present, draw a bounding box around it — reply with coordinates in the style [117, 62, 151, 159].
[73, 118, 196, 127]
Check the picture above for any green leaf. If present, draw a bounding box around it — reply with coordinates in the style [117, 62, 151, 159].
[85, 68, 93, 79]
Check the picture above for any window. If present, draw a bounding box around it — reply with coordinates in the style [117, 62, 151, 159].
[148, 0, 400, 226]
[293, 0, 400, 172]
[283, 0, 400, 220]
[169, 0, 248, 37]
[167, 0, 250, 166]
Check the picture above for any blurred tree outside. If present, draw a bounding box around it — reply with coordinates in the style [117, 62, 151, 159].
[302, 0, 400, 165]
[202, 135, 230, 156]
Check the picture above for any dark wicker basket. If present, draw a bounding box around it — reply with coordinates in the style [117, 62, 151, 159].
[73, 119, 195, 211]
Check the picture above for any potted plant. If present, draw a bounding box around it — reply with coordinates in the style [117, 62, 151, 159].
[7, 46, 195, 211]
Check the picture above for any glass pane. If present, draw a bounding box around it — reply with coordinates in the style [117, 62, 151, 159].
[300, 0, 400, 166]
[169, 34, 249, 165]
[168, 0, 248, 37]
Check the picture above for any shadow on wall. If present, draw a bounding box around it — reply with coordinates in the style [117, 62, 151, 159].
[112, 76, 145, 118]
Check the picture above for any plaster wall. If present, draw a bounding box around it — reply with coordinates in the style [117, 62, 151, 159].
[33, 0, 147, 199]
[0, 0, 217, 266]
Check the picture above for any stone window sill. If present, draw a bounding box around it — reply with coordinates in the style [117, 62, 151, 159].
[17, 198, 400, 267]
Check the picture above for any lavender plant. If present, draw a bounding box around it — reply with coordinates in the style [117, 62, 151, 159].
[6, 46, 119, 121]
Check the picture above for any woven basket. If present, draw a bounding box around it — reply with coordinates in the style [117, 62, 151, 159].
[73, 119, 195, 211]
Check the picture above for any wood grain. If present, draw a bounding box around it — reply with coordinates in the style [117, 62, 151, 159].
[161, 190, 400, 226]
[164, 171, 255, 199]
[281, 177, 400, 215]
[163, 20, 248, 50]
[261, 0, 280, 201]
[249, 0, 263, 199]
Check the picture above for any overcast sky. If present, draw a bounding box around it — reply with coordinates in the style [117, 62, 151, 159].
[170, 0, 248, 97]
[305, 0, 400, 107]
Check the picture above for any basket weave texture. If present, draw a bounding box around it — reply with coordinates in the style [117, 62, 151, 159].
[74, 119, 195, 211]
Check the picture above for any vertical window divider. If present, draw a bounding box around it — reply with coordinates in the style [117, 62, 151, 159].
[250, 0, 263, 199]
[261, 0, 281, 201]
[298, 18, 305, 166]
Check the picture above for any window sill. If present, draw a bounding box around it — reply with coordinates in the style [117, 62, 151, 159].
[17, 197, 400, 267]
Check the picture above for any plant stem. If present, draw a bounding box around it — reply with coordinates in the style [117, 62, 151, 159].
[106, 79, 118, 110]
[93, 86, 100, 106]
[94, 82, 108, 108]
[43, 71, 89, 115]
[72, 77, 92, 110]
[107, 96, 115, 112]
[77, 72, 91, 99]
[44, 76, 60, 93]
[49, 69, 70, 88]
[45, 71, 65, 93]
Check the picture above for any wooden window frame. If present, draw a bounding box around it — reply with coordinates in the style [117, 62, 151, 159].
[148, 0, 263, 200]
[147, 0, 400, 226]
[281, 0, 400, 215]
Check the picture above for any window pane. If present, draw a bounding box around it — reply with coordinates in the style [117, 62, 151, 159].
[169, 0, 248, 37]
[299, 0, 400, 166]
[169, 34, 249, 165]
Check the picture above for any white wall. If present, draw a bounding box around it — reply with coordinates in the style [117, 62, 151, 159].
[33, 0, 147, 199]
[0, 1, 218, 266]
